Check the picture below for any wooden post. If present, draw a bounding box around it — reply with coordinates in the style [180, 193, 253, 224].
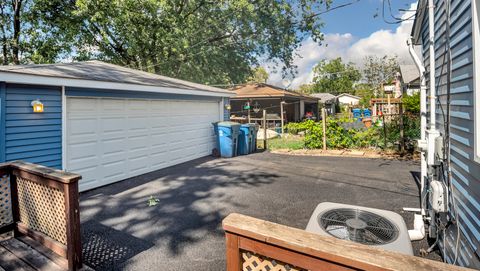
[263, 109, 267, 149]
[9, 171, 20, 237]
[382, 114, 387, 149]
[399, 101, 405, 153]
[322, 108, 327, 151]
[280, 101, 285, 136]
[225, 232, 241, 271]
[247, 108, 251, 123]
[64, 182, 82, 270]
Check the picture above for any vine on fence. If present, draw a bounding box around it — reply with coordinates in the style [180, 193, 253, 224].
[284, 115, 420, 151]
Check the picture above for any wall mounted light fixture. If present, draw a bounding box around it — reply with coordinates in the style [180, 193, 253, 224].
[31, 99, 44, 113]
[224, 104, 231, 110]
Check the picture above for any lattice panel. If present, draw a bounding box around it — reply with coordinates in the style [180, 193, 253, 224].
[0, 174, 13, 226]
[16, 177, 67, 244]
[242, 250, 305, 271]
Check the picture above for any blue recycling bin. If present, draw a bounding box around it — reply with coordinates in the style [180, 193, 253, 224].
[352, 108, 362, 120]
[363, 108, 371, 118]
[250, 124, 259, 152]
[238, 124, 253, 155]
[213, 121, 241, 158]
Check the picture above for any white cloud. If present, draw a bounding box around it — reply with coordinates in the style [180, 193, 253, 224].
[267, 3, 417, 89]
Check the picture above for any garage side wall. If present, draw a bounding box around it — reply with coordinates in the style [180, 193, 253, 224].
[1, 83, 62, 168]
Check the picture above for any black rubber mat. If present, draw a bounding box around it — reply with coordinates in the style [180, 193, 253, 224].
[81, 220, 153, 270]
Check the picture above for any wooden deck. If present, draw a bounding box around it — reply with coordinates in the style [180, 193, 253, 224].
[0, 236, 93, 271]
[0, 235, 66, 271]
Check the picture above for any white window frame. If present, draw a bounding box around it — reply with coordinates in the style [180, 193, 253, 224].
[473, 0, 480, 162]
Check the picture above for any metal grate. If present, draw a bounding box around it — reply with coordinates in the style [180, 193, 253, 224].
[242, 250, 305, 271]
[16, 177, 67, 245]
[318, 208, 399, 245]
[0, 175, 12, 226]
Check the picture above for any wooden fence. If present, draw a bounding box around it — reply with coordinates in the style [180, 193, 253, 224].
[0, 161, 82, 270]
[223, 213, 473, 271]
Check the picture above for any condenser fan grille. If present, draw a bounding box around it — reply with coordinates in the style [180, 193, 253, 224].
[318, 208, 399, 245]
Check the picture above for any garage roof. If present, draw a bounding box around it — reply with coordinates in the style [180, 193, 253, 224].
[0, 60, 233, 97]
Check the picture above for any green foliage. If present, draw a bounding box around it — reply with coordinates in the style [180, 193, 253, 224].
[1, 0, 332, 85]
[403, 92, 420, 114]
[248, 67, 269, 83]
[309, 57, 361, 95]
[0, 0, 78, 64]
[296, 83, 315, 94]
[285, 115, 420, 151]
[285, 120, 316, 135]
[383, 114, 421, 147]
[354, 83, 374, 108]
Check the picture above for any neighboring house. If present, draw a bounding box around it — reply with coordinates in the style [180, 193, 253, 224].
[309, 93, 338, 115]
[0, 61, 233, 191]
[336, 93, 360, 105]
[399, 64, 421, 96]
[229, 83, 318, 122]
[410, 0, 480, 268]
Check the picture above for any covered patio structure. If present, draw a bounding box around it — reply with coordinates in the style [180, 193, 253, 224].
[229, 83, 318, 124]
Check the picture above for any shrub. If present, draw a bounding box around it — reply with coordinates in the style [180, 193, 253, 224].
[282, 115, 419, 152]
[285, 120, 316, 135]
[403, 92, 420, 114]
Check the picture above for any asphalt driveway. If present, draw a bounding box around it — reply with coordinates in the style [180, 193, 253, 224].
[79, 152, 434, 270]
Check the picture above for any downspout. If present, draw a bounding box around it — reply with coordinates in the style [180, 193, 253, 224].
[407, 38, 427, 241]
[428, 0, 436, 129]
[408, 38, 427, 217]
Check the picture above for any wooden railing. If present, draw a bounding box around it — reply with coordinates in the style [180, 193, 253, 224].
[223, 213, 473, 271]
[0, 161, 82, 270]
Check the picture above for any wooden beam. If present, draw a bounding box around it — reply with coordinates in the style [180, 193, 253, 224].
[222, 213, 472, 271]
[12, 169, 65, 191]
[9, 161, 81, 184]
[0, 223, 15, 235]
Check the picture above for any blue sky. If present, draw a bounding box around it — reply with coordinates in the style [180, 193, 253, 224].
[321, 0, 416, 38]
[268, 0, 418, 88]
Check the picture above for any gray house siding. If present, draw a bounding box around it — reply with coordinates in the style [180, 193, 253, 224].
[0, 83, 62, 169]
[420, 0, 480, 268]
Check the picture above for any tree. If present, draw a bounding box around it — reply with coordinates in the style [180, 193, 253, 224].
[363, 55, 399, 97]
[248, 67, 269, 83]
[354, 83, 374, 107]
[309, 57, 361, 94]
[1, 0, 333, 86]
[67, 0, 331, 85]
[297, 83, 315, 94]
[0, 0, 79, 64]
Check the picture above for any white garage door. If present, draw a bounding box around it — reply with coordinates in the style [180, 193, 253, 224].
[66, 97, 220, 191]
